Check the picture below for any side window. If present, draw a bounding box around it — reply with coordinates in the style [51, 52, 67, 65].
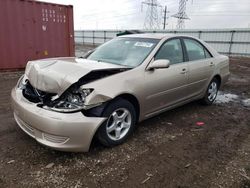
[155, 39, 183, 64]
[204, 48, 212, 58]
[184, 39, 206, 61]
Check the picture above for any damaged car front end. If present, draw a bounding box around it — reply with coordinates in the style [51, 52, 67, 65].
[11, 57, 134, 151]
[20, 67, 128, 113]
[11, 36, 160, 152]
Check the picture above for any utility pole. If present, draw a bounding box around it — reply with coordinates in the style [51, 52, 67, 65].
[142, 0, 162, 30]
[163, 6, 169, 29]
[172, 0, 189, 29]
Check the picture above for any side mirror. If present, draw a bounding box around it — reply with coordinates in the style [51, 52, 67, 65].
[147, 59, 170, 70]
[80, 50, 94, 58]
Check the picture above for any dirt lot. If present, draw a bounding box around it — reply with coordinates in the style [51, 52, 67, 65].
[0, 56, 250, 188]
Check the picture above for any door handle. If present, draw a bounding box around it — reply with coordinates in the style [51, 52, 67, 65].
[180, 68, 187, 74]
[210, 62, 214, 66]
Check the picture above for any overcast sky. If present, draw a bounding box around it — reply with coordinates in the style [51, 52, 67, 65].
[39, 0, 250, 30]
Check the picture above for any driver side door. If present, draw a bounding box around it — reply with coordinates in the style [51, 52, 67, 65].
[144, 38, 189, 117]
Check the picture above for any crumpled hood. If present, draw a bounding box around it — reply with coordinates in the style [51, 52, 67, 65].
[25, 57, 126, 95]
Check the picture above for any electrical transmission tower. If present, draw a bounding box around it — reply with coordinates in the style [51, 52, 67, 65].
[142, 0, 162, 30]
[172, 0, 189, 29]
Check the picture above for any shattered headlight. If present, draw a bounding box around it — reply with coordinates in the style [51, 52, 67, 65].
[48, 88, 94, 112]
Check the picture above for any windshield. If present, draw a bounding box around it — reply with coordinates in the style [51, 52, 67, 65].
[87, 37, 159, 67]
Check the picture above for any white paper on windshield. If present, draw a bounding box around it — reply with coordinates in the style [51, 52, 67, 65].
[134, 42, 154, 48]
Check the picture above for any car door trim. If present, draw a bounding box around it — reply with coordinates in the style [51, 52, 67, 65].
[146, 83, 187, 100]
[145, 92, 202, 118]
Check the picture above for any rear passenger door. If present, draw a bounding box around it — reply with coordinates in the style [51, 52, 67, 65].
[182, 38, 214, 98]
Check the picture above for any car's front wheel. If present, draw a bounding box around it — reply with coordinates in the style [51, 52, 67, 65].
[97, 98, 136, 147]
[201, 78, 219, 105]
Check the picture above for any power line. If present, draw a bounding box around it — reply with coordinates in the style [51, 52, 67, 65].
[80, 6, 138, 18]
[142, 0, 162, 30]
[190, 14, 250, 16]
[81, 10, 139, 21]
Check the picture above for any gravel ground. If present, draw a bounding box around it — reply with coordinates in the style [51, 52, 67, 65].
[0, 52, 249, 187]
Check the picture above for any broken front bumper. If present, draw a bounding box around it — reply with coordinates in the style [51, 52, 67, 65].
[11, 88, 106, 152]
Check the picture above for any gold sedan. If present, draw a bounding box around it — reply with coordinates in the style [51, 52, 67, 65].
[11, 34, 230, 152]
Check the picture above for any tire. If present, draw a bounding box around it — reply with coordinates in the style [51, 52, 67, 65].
[97, 98, 136, 147]
[200, 78, 219, 105]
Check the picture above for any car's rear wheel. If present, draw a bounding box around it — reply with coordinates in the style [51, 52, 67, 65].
[201, 78, 219, 105]
[97, 98, 136, 147]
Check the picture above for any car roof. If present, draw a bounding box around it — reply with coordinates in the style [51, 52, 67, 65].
[118, 33, 220, 57]
[119, 33, 181, 40]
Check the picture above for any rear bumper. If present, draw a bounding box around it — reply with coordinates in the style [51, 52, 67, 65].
[11, 88, 106, 152]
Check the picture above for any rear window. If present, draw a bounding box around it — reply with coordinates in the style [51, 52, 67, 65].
[183, 38, 212, 61]
[184, 39, 206, 61]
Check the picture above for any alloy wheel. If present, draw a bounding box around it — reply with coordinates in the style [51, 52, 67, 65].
[207, 81, 218, 101]
[106, 108, 132, 141]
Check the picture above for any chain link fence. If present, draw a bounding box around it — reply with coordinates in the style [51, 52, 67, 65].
[75, 29, 250, 57]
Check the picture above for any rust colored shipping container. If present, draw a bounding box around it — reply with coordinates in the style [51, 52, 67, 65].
[0, 0, 74, 70]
